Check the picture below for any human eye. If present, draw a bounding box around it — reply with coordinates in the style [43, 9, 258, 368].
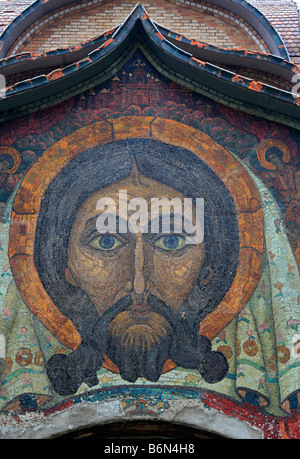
[88, 234, 123, 251]
[155, 234, 186, 251]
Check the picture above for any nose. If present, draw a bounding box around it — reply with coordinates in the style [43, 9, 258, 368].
[124, 233, 153, 312]
[133, 232, 145, 295]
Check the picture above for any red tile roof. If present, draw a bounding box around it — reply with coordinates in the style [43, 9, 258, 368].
[252, 0, 300, 61]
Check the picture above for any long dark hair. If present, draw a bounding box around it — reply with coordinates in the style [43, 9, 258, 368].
[33, 138, 239, 394]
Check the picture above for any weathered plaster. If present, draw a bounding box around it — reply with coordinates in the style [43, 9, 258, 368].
[0, 399, 263, 439]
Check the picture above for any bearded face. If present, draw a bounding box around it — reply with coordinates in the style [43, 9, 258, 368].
[64, 173, 205, 378]
[46, 171, 229, 394]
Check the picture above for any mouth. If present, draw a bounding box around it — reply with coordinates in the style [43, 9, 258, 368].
[108, 308, 171, 335]
[126, 301, 152, 320]
[125, 291, 172, 320]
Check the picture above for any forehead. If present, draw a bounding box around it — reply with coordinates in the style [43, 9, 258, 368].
[74, 175, 189, 218]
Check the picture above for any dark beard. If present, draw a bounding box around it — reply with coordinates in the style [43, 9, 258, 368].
[105, 310, 173, 383]
[46, 293, 228, 395]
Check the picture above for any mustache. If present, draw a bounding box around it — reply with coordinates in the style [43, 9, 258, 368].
[46, 293, 229, 396]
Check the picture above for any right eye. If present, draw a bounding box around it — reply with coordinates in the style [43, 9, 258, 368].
[88, 235, 122, 251]
[155, 234, 187, 251]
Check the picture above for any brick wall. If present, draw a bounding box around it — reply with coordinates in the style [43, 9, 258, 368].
[9, 0, 269, 56]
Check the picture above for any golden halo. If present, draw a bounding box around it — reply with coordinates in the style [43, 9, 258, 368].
[0, 147, 22, 174]
[257, 139, 290, 171]
[9, 117, 263, 376]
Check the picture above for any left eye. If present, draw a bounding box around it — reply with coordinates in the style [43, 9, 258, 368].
[155, 235, 186, 251]
[88, 235, 122, 251]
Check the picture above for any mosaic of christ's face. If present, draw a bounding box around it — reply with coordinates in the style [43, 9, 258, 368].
[34, 139, 238, 391]
[64, 172, 205, 381]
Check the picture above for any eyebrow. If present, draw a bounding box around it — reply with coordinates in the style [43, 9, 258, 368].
[149, 213, 193, 234]
[80, 214, 130, 243]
